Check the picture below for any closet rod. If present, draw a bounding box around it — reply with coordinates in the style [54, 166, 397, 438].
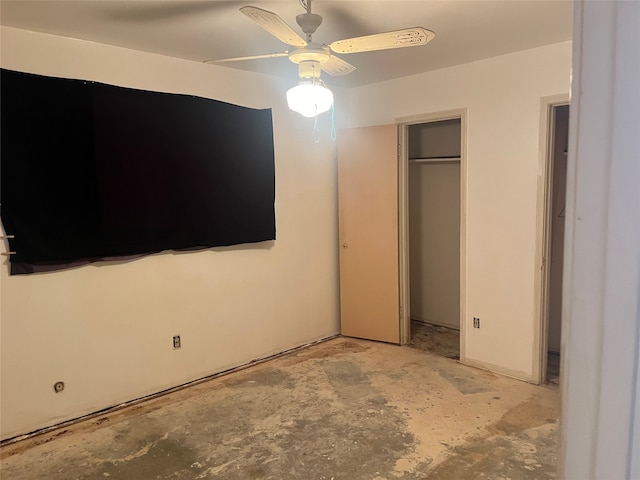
[409, 157, 461, 163]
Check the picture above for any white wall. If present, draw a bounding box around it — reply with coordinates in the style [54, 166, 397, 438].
[347, 42, 572, 380]
[0, 27, 340, 440]
[409, 162, 461, 328]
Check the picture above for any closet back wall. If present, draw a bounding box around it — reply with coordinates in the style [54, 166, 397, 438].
[409, 162, 461, 328]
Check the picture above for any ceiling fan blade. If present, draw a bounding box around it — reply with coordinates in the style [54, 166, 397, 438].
[240, 6, 307, 47]
[321, 55, 356, 76]
[330, 27, 435, 54]
[204, 52, 289, 64]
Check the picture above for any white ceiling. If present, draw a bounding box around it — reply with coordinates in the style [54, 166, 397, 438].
[0, 0, 573, 88]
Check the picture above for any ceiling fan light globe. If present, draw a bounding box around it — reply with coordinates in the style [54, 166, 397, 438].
[286, 82, 333, 117]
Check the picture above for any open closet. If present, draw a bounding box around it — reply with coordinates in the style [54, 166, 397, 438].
[545, 104, 569, 384]
[408, 118, 462, 359]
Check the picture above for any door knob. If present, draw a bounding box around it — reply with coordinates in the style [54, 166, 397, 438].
[342, 243, 348, 249]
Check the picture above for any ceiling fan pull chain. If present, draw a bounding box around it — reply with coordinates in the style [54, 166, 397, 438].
[313, 108, 321, 143]
[331, 102, 336, 141]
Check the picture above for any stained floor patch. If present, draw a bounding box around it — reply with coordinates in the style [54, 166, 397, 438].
[437, 364, 492, 395]
[98, 436, 198, 480]
[489, 396, 558, 435]
[222, 368, 294, 389]
[278, 340, 370, 367]
[424, 425, 558, 479]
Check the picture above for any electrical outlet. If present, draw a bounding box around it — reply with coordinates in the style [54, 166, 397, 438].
[473, 317, 480, 328]
[173, 335, 181, 349]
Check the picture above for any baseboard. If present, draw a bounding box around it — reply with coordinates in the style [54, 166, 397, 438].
[461, 357, 536, 384]
[410, 316, 460, 331]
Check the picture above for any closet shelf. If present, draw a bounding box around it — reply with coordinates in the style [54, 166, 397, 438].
[409, 157, 461, 163]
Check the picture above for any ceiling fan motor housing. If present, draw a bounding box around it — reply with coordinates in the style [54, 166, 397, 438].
[288, 44, 331, 64]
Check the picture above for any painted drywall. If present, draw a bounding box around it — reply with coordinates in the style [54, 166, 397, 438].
[547, 105, 569, 353]
[409, 162, 461, 328]
[0, 26, 340, 440]
[347, 41, 571, 380]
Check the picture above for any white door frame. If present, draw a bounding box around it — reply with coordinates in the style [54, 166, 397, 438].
[396, 109, 468, 364]
[533, 95, 570, 385]
[561, 1, 640, 477]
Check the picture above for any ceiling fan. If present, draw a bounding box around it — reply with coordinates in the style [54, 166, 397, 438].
[206, 0, 435, 117]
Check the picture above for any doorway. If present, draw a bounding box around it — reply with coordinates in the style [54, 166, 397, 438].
[398, 112, 466, 360]
[544, 104, 570, 384]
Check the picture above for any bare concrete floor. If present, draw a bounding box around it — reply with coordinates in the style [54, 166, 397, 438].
[546, 353, 560, 386]
[409, 321, 460, 360]
[1, 337, 559, 479]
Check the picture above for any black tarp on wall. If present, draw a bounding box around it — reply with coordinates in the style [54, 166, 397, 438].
[0, 69, 276, 275]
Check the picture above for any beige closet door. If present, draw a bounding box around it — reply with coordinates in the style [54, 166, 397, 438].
[338, 125, 400, 344]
